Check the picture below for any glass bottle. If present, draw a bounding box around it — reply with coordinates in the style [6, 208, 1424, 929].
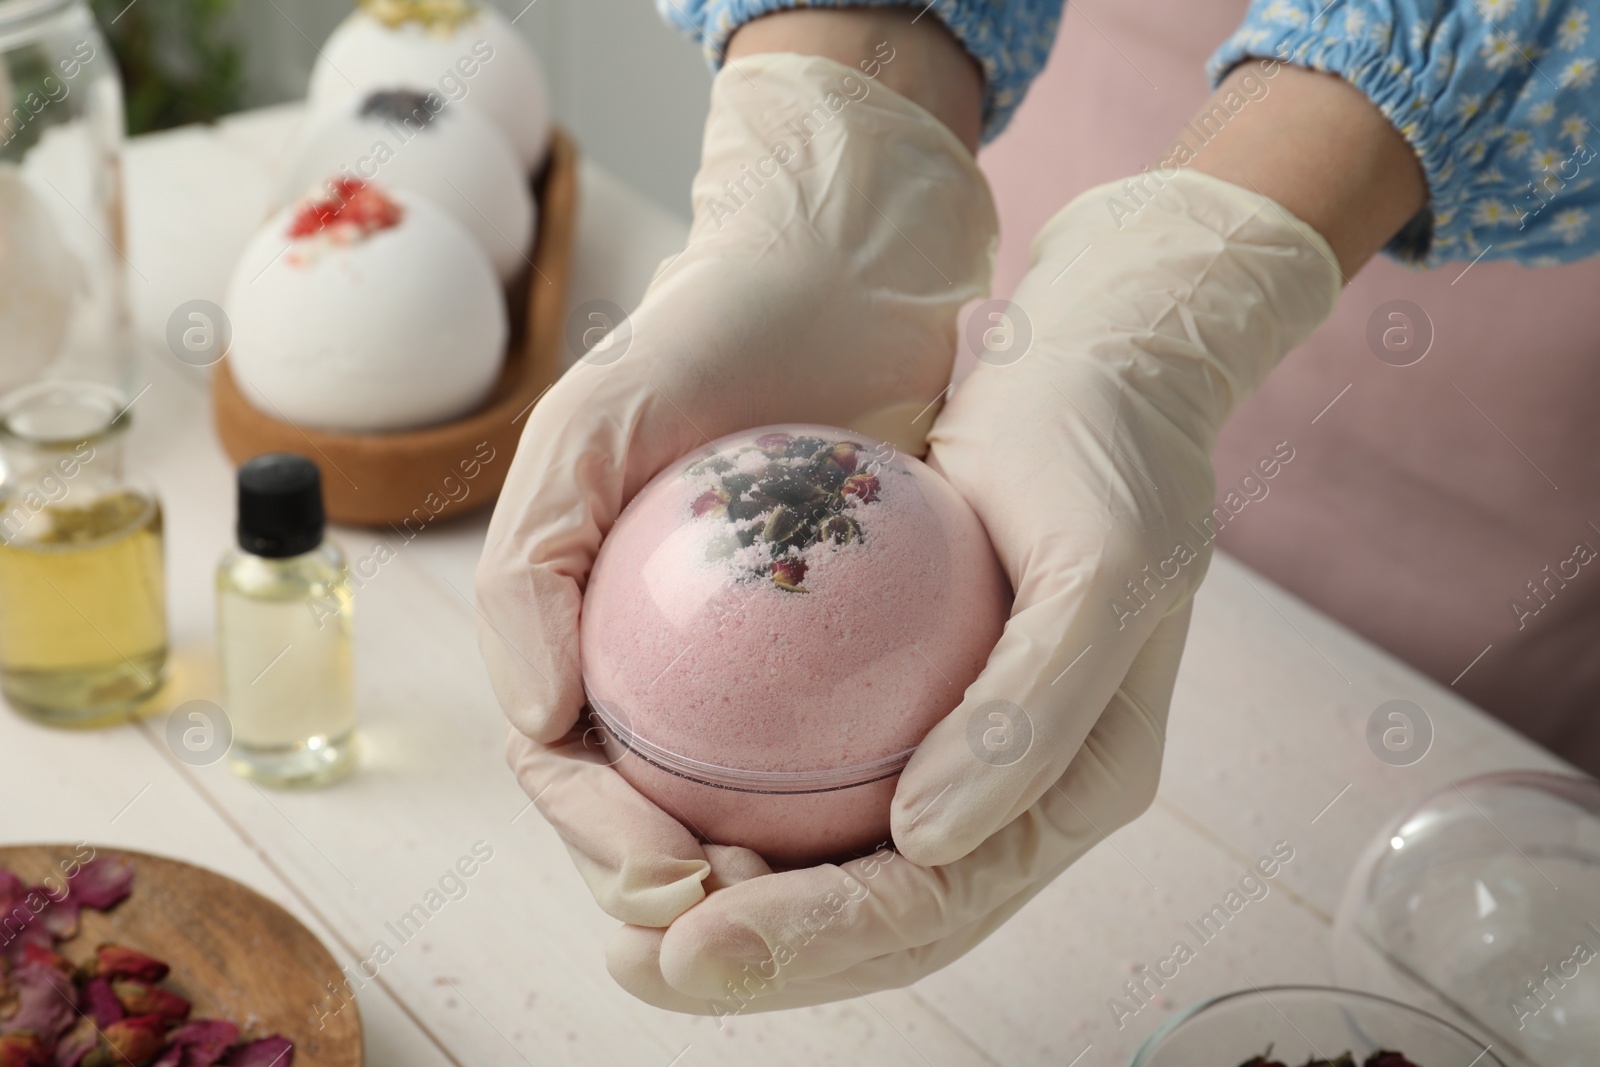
[0, 380, 167, 725]
[1, 0, 134, 396]
[217, 453, 355, 786]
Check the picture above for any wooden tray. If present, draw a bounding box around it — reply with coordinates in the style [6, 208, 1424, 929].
[211, 126, 579, 528]
[0, 844, 361, 1064]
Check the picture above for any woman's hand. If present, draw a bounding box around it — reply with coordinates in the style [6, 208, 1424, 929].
[477, 34, 996, 929]
[607, 168, 1342, 1011]
[605, 64, 1421, 1014]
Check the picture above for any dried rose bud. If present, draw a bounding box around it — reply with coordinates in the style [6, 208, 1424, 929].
[841, 473, 880, 504]
[113, 980, 191, 1022]
[770, 558, 808, 592]
[98, 1014, 167, 1066]
[95, 944, 169, 983]
[818, 514, 860, 545]
[0, 1034, 48, 1067]
[755, 433, 794, 450]
[1365, 1054, 1421, 1067]
[826, 441, 860, 474]
[690, 488, 729, 517]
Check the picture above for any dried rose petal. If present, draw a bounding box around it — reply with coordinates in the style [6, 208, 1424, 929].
[112, 981, 190, 1024]
[70, 858, 134, 911]
[149, 1019, 241, 1067]
[218, 1036, 293, 1067]
[53, 1023, 99, 1067]
[94, 945, 169, 984]
[0, 963, 76, 1044]
[81, 978, 124, 1029]
[2, 925, 53, 971]
[0, 1033, 48, 1067]
[1, 879, 40, 934]
[97, 1015, 166, 1066]
[18, 943, 70, 976]
[754, 433, 794, 450]
[841, 473, 880, 504]
[1365, 1054, 1421, 1067]
[35, 894, 78, 940]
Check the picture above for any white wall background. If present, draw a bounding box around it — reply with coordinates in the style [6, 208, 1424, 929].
[232, 0, 711, 220]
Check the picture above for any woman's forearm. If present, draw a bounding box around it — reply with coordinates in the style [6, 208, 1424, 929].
[1173, 60, 1427, 277]
[726, 9, 985, 152]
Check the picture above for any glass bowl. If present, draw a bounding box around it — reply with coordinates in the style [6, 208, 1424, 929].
[580, 425, 1010, 866]
[1130, 986, 1505, 1066]
[1333, 772, 1600, 1067]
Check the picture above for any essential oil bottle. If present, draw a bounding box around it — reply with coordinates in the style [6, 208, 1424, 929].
[0, 381, 168, 726]
[217, 453, 354, 786]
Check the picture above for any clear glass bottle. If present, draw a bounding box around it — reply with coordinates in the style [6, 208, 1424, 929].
[1, 0, 135, 397]
[0, 380, 167, 725]
[217, 453, 355, 786]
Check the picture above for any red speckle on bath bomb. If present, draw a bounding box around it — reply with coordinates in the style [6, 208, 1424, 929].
[287, 178, 403, 240]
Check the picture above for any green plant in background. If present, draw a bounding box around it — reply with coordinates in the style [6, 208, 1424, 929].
[89, 0, 244, 134]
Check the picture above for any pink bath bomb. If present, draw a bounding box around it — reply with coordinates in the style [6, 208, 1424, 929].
[580, 425, 1010, 866]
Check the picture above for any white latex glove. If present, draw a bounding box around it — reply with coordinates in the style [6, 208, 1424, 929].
[478, 53, 996, 924]
[610, 170, 1342, 1012]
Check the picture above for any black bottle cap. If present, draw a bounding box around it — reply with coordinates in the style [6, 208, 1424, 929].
[237, 453, 325, 558]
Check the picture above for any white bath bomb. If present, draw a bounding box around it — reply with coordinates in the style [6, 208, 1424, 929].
[0, 165, 77, 391]
[309, 1, 550, 171]
[282, 88, 534, 282]
[226, 180, 506, 432]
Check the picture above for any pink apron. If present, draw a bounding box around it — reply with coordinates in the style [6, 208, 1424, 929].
[978, 0, 1600, 773]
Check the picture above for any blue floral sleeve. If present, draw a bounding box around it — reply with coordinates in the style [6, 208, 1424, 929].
[1210, 0, 1600, 267]
[654, 0, 1065, 143]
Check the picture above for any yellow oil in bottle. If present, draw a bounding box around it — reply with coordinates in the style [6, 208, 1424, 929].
[0, 489, 168, 725]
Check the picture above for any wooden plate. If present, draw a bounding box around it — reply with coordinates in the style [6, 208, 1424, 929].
[0, 844, 361, 1065]
[210, 126, 580, 528]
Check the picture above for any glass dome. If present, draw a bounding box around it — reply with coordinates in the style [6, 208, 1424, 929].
[0, 0, 133, 397]
[1333, 772, 1600, 1067]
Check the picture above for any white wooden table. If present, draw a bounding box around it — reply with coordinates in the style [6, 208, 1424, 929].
[0, 105, 1573, 1067]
